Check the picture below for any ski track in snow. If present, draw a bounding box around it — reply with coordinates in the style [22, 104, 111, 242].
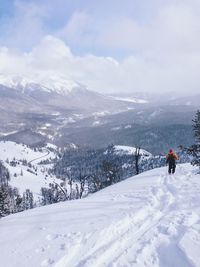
[55, 169, 198, 267]
[1, 164, 200, 267]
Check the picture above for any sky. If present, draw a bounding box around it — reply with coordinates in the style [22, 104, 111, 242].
[0, 0, 200, 95]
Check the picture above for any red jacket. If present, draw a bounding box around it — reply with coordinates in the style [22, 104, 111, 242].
[166, 152, 179, 163]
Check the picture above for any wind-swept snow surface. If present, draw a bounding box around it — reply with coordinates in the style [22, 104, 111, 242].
[0, 164, 200, 267]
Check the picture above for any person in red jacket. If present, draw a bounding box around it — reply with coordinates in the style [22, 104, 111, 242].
[166, 149, 179, 174]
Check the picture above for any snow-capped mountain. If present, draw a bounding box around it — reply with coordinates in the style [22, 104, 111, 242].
[0, 74, 84, 95]
[0, 163, 199, 267]
[0, 73, 140, 146]
[0, 73, 139, 115]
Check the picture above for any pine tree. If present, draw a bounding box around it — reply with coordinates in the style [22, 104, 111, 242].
[0, 162, 10, 186]
[22, 189, 34, 210]
[101, 160, 120, 186]
[185, 110, 200, 169]
[191, 110, 200, 168]
[193, 110, 200, 143]
[0, 186, 10, 217]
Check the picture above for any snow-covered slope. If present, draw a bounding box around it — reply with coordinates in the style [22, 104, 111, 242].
[114, 145, 152, 157]
[0, 141, 60, 197]
[0, 164, 200, 267]
[0, 141, 54, 162]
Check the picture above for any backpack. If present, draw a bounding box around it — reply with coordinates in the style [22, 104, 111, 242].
[166, 153, 176, 164]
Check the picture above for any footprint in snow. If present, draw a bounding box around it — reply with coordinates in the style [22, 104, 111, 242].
[46, 233, 60, 241]
[60, 243, 66, 250]
[39, 226, 46, 231]
[157, 224, 169, 235]
[41, 258, 54, 266]
[182, 211, 199, 226]
[35, 247, 45, 254]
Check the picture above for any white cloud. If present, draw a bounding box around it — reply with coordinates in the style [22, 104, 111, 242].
[0, 0, 47, 49]
[0, 1, 200, 95]
[57, 11, 93, 43]
[0, 47, 27, 74]
[98, 2, 200, 54]
[29, 36, 73, 70]
[0, 34, 200, 96]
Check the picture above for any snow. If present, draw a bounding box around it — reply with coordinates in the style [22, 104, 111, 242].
[93, 120, 101, 126]
[63, 117, 76, 124]
[0, 141, 45, 162]
[9, 170, 52, 199]
[67, 143, 78, 149]
[112, 96, 148, 104]
[92, 111, 110, 117]
[0, 75, 34, 89]
[114, 145, 152, 157]
[0, 74, 82, 95]
[38, 131, 48, 136]
[46, 143, 58, 150]
[0, 130, 19, 136]
[111, 126, 121, 131]
[124, 124, 132, 129]
[0, 163, 200, 267]
[0, 141, 60, 197]
[37, 74, 81, 95]
[149, 109, 162, 118]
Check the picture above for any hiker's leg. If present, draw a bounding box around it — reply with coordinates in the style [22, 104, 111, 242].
[168, 165, 171, 174]
[172, 165, 176, 174]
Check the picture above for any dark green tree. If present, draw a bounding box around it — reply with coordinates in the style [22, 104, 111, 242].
[183, 110, 200, 170]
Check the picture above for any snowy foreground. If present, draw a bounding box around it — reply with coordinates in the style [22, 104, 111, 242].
[0, 164, 200, 267]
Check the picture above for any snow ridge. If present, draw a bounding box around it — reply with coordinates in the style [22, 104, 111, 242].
[0, 74, 84, 95]
[0, 164, 200, 267]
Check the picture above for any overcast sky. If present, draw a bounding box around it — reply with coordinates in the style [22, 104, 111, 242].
[0, 0, 200, 95]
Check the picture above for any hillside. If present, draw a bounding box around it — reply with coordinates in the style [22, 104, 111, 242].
[0, 164, 199, 267]
[0, 141, 60, 198]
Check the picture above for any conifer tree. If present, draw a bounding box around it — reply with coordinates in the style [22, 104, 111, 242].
[184, 110, 200, 170]
[0, 186, 10, 217]
[193, 110, 200, 143]
[22, 189, 34, 210]
[191, 110, 200, 168]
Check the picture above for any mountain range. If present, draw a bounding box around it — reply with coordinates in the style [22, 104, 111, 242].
[0, 74, 198, 153]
